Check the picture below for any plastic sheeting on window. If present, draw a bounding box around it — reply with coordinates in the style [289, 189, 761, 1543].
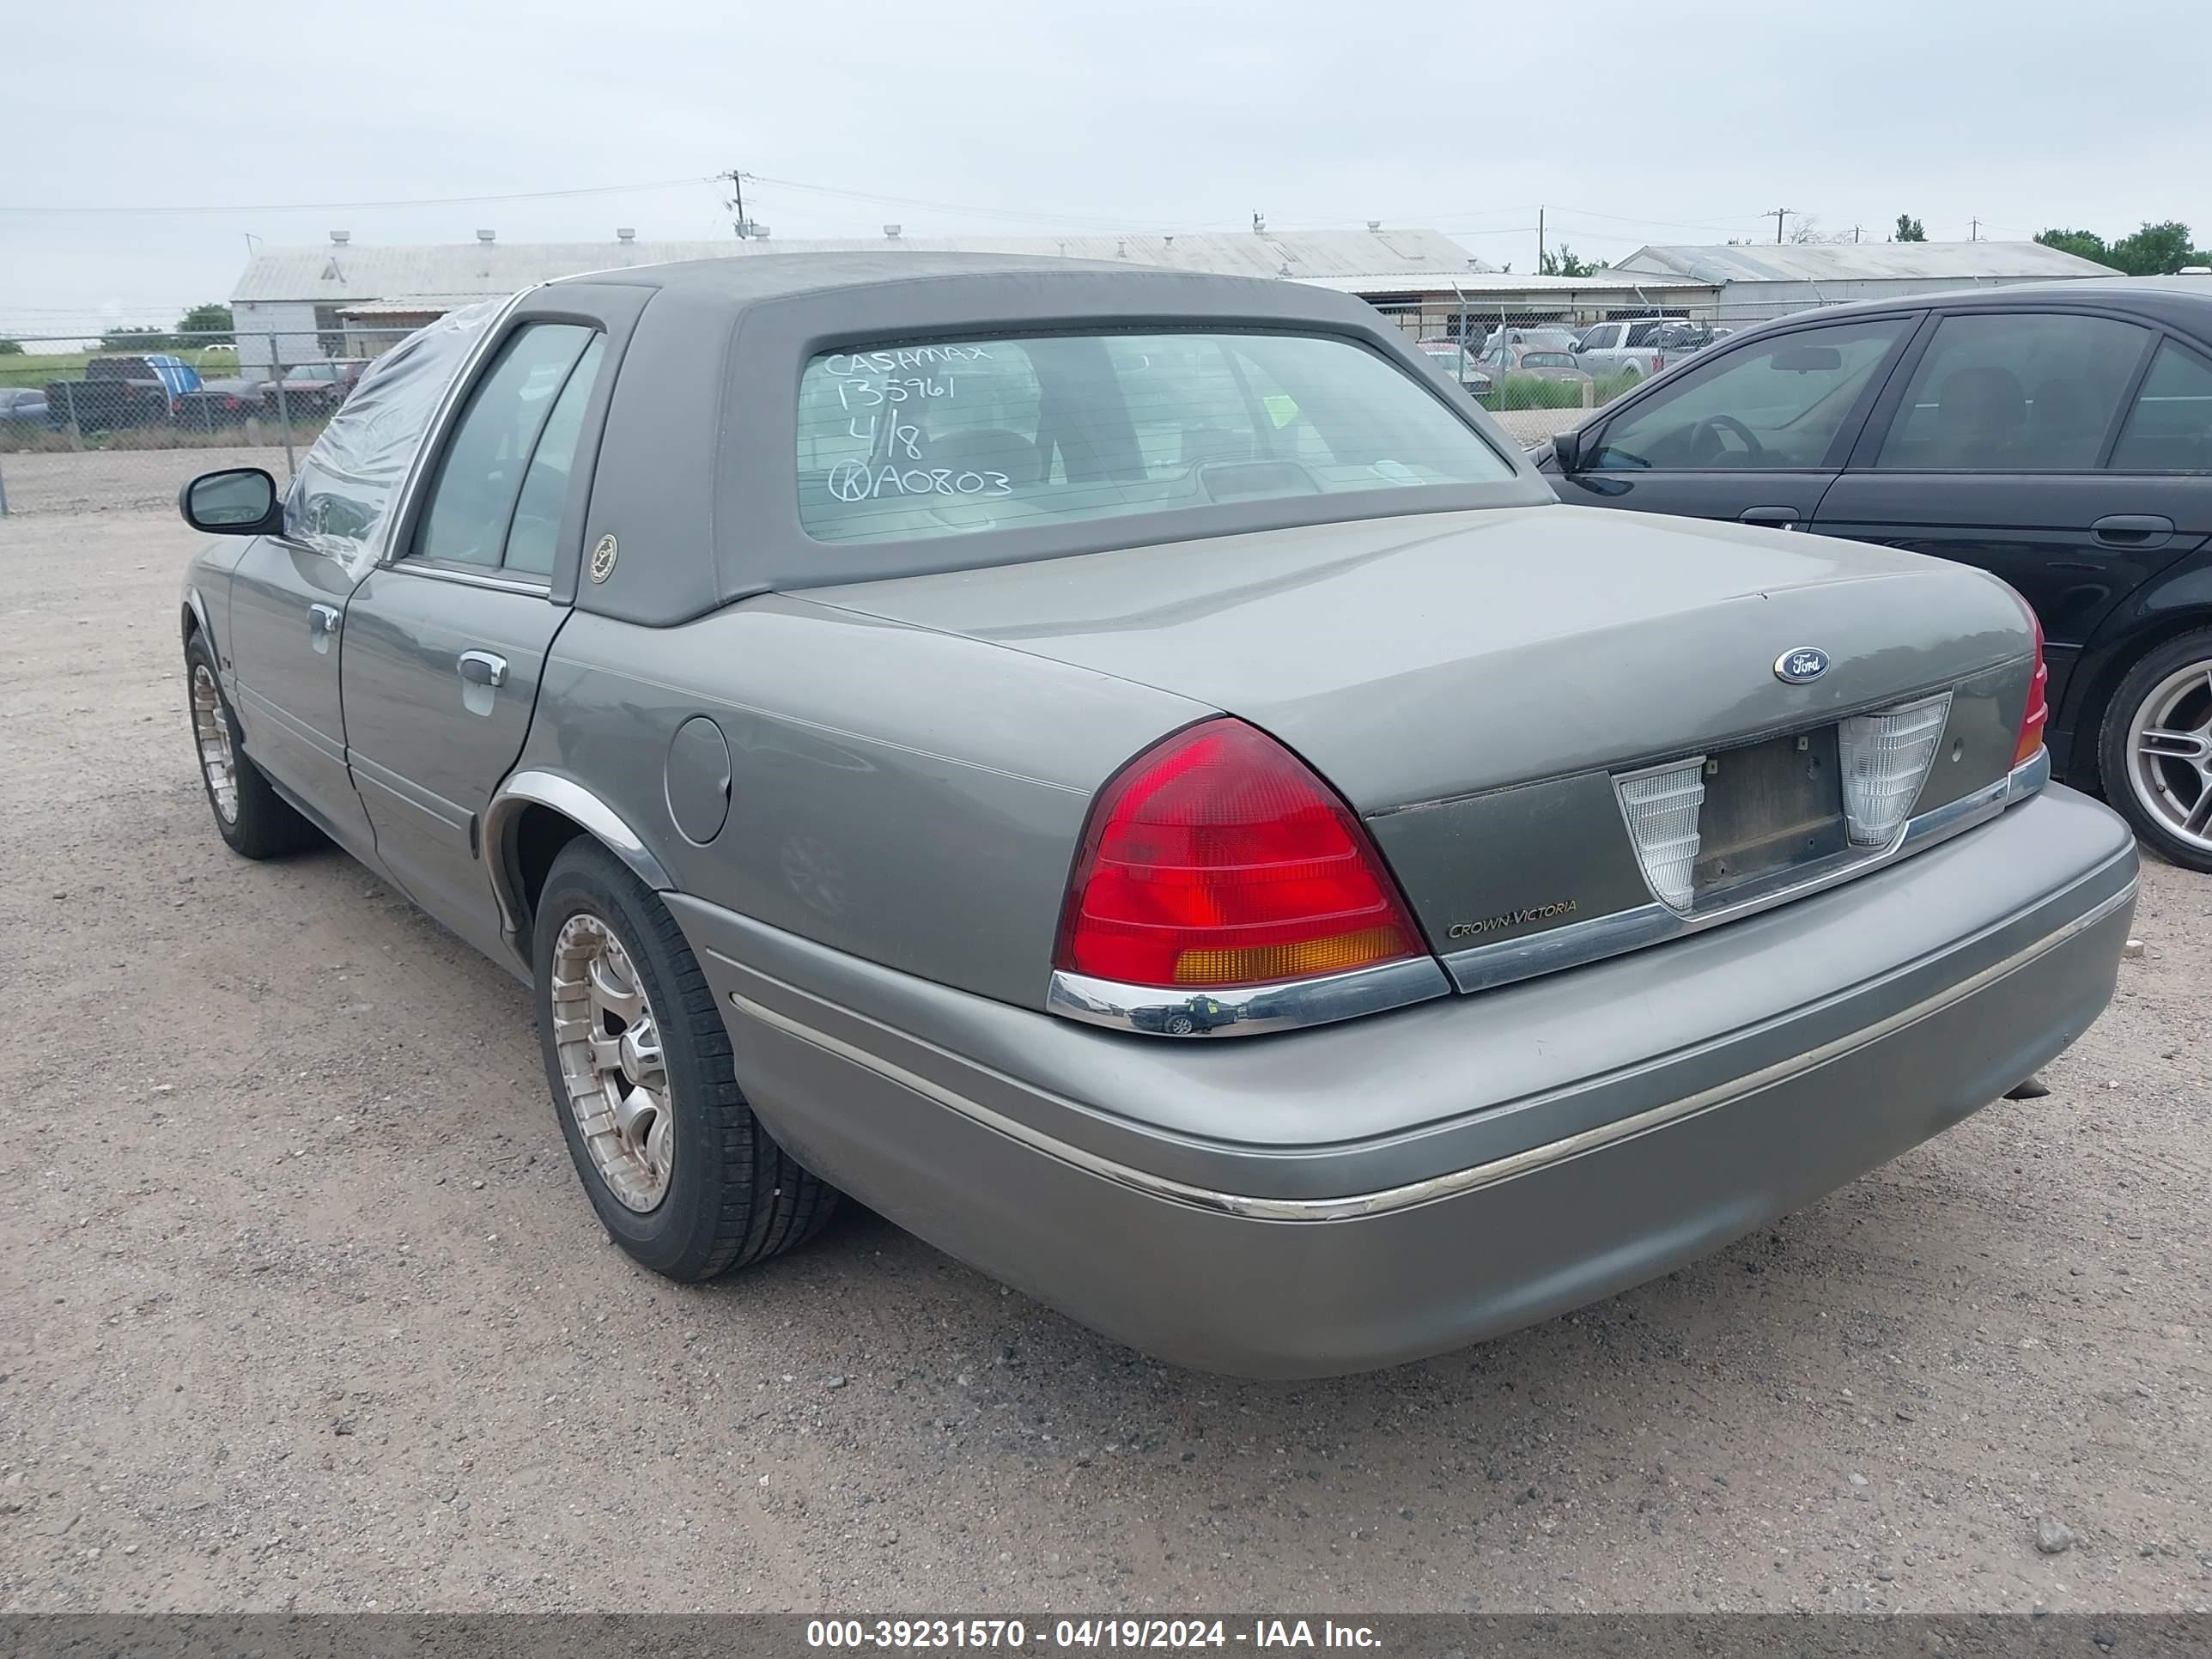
[283, 298, 508, 575]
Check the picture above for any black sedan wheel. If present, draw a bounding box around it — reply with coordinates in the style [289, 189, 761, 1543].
[2100, 628, 2212, 872]
[532, 839, 841, 1280]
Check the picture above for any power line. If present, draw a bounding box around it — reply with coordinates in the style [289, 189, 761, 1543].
[0, 176, 714, 216]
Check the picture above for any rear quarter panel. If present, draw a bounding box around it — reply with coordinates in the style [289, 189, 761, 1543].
[518, 598, 1213, 1007]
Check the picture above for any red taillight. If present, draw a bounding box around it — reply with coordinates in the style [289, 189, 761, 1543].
[1054, 718, 1425, 990]
[2014, 607, 2049, 767]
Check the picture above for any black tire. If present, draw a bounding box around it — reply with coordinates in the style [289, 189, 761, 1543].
[183, 630, 321, 859]
[532, 838, 840, 1280]
[2096, 626, 2212, 873]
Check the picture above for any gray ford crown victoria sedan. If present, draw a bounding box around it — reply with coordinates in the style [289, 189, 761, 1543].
[174, 253, 2138, 1376]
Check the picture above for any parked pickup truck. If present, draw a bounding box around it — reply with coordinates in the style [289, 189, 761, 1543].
[1572, 319, 1690, 382]
[43, 355, 204, 434]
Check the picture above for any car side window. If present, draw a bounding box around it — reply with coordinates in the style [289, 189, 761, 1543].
[412, 323, 597, 568]
[1873, 312, 2151, 471]
[1586, 318, 1910, 471]
[2108, 340, 2212, 472]
[502, 336, 608, 576]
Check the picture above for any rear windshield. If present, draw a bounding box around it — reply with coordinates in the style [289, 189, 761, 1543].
[794, 330, 1511, 545]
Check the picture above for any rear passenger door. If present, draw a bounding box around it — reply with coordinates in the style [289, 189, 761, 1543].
[1814, 307, 2209, 713]
[338, 296, 628, 960]
[1551, 313, 1917, 526]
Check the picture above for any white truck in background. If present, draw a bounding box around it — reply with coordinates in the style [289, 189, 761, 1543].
[1573, 319, 1728, 381]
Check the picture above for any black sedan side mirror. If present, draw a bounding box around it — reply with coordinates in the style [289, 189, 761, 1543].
[1552, 427, 1583, 474]
[180, 467, 281, 535]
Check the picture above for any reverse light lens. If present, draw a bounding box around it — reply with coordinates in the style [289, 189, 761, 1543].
[2014, 609, 2050, 767]
[1614, 762, 1706, 910]
[1838, 695, 1951, 846]
[1055, 719, 1423, 990]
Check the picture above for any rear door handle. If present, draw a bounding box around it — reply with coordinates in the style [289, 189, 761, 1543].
[457, 650, 508, 688]
[307, 602, 340, 635]
[2091, 514, 2173, 549]
[1738, 506, 1799, 530]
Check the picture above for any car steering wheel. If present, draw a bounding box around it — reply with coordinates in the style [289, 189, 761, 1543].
[1692, 414, 1766, 463]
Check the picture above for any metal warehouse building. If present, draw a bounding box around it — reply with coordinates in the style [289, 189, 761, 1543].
[228, 227, 1496, 375]
[1609, 240, 2122, 326]
[1296, 270, 1721, 340]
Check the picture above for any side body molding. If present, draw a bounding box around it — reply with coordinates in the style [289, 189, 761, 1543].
[483, 769, 676, 950]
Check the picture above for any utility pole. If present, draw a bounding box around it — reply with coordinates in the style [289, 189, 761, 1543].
[1970, 216, 1981, 240]
[1770, 207, 1794, 244]
[725, 167, 750, 239]
[1851, 224, 1863, 243]
[1537, 206, 1546, 272]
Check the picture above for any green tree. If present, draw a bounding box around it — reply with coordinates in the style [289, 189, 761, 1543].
[100, 323, 176, 351]
[2107, 220, 2197, 276]
[177, 302, 234, 343]
[1539, 245, 1601, 277]
[2037, 228, 2112, 264]
[1893, 214, 1926, 242]
[0, 338, 22, 356]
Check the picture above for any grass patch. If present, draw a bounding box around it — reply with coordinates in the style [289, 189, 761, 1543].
[0, 344, 240, 391]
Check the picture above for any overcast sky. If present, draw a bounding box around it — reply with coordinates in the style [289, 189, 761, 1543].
[4, 0, 2207, 338]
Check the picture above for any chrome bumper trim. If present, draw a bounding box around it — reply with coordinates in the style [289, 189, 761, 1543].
[736, 867, 2134, 1224]
[1043, 955, 1449, 1040]
[1444, 747, 2051, 994]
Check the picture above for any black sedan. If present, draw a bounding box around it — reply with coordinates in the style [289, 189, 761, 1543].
[1540, 276, 2212, 872]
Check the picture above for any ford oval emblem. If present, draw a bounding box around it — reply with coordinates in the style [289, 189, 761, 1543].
[1774, 647, 1831, 684]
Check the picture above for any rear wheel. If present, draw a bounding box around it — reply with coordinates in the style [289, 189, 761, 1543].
[533, 838, 840, 1280]
[2098, 627, 2212, 872]
[185, 632, 319, 859]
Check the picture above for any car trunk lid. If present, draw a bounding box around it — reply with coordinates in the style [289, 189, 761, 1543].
[793, 504, 2033, 811]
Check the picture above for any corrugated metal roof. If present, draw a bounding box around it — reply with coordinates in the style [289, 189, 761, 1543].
[1297, 270, 1717, 297]
[1613, 240, 2121, 284]
[233, 229, 1490, 303]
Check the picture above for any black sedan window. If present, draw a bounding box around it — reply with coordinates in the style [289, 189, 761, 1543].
[2106, 340, 2212, 472]
[794, 331, 1511, 545]
[1875, 313, 2151, 471]
[1588, 319, 1908, 471]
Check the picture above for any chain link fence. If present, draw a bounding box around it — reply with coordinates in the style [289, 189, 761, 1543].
[0, 326, 416, 516]
[0, 299, 1851, 516]
[1366, 295, 1847, 447]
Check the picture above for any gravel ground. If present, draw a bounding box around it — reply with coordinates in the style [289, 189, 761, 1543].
[2, 512, 2206, 1615]
[0, 444, 299, 517]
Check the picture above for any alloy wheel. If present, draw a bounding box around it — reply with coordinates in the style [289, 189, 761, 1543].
[2125, 657, 2212, 855]
[550, 913, 674, 1212]
[190, 662, 240, 824]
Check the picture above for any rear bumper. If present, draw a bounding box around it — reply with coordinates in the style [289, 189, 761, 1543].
[675, 786, 2137, 1376]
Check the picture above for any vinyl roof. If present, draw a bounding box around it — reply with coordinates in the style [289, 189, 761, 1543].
[1613, 240, 2122, 284]
[233, 228, 1489, 304]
